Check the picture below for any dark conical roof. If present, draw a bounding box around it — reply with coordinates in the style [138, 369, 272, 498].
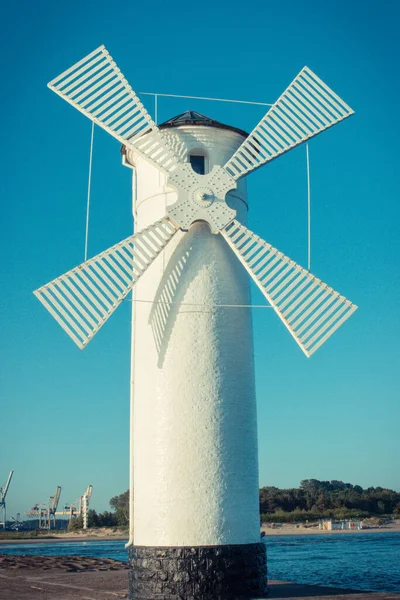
[159, 110, 248, 138]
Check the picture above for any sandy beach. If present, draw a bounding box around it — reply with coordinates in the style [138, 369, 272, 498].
[261, 522, 400, 536]
[1, 521, 399, 545]
[0, 535, 129, 545]
[0, 526, 129, 544]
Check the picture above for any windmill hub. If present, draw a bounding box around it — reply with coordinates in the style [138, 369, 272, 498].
[167, 165, 237, 233]
[192, 187, 214, 207]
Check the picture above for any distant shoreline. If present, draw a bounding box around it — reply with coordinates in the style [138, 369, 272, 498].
[0, 525, 400, 544]
[262, 525, 400, 536]
[0, 535, 129, 545]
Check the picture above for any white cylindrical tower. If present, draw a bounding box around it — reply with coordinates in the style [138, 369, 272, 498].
[124, 112, 266, 600]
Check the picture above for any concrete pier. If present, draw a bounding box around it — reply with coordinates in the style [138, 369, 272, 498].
[0, 558, 399, 600]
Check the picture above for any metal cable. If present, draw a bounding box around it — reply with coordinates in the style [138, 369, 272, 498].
[84, 122, 95, 261]
[138, 91, 273, 107]
[306, 142, 311, 271]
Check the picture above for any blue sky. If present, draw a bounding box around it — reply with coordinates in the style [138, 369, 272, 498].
[1, 0, 399, 518]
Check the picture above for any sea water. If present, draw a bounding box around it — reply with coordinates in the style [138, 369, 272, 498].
[266, 533, 400, 593]
[1, 533, 399, 594]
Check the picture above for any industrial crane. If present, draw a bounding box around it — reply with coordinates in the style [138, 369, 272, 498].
[0, 470, 14, 529]
[56, 485, 93, 529]
[25, 486, 62, 530]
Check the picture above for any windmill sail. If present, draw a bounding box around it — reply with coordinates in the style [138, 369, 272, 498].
[48, 46, 181, 174]
[34, 218, 177, 349]
[221, 220, 357, 357]
[223, 67, 354, 180]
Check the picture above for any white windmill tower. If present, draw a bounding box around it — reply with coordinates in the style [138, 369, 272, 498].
[34, 46, 357, 599]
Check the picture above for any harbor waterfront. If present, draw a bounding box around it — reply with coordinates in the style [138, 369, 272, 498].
[1, 532, 399, 595]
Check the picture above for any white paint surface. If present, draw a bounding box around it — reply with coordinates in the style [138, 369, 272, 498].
[125, 126, 260, 547]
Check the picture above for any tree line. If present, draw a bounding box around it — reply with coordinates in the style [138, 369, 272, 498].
[69, 480, 400, 529]
[260, 479, 400, 523]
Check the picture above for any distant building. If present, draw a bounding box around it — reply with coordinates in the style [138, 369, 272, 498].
[320, 519, 362, 530]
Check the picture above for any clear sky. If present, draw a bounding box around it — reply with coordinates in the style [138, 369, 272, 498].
[1, 0, 399, 518]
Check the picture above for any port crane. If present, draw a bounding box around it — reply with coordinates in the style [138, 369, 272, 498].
[0, 470, 14, 529]
[56, 485, 93, 529]
[25, 486, 62, 530]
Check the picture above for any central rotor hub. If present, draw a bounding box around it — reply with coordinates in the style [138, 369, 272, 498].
[167, 164, 237, 234]
[191, 187, 214, 208]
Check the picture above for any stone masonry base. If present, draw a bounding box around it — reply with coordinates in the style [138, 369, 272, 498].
[128, 542, 267, 600]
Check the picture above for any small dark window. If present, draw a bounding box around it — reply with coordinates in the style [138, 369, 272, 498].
[189, 154, 205, 175]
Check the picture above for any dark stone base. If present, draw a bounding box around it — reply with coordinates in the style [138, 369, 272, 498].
[129, 542, 267, 600]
